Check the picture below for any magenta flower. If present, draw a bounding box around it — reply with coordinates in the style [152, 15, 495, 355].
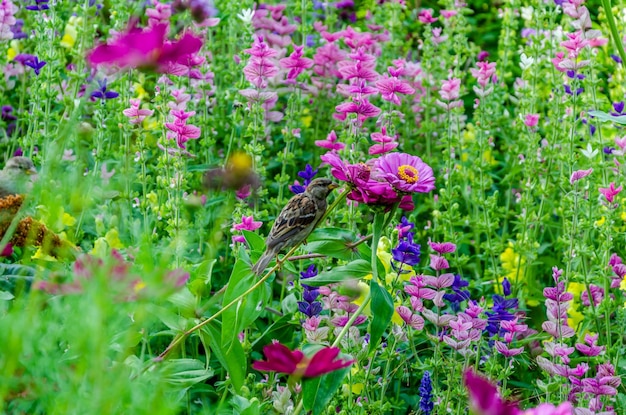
[123, 98, 154, 125]
[87, 23, 203, 74]
[575, 333, 604, 357]
[243, 36, 279, 89]
[0, 0, 18, 41]
[428, 241, 456, 254]
[165, 109, 201, 149]
[252, 341, 354, 379]
[524, 114, 539, 128]
[315, 130, 345, 152]
[374, 152, 436, 193]
[599, 182, 622, 204]
[375, 74, 415, 106]
[464, 369, 521, 415]
[523, 402, 573, 415]
[335, 99, 381, 124]
[439, 77, 461, 101]
[470, 61, 497, 88]
[369, 126, 398, 155]
[279, 45, 313, 82]
[418, 8, 438, 24]
[231, 215, 262, 244]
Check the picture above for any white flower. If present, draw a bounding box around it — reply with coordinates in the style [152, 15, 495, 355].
[521, 6, 533, 21]
[520, 53, 534, 70]
[581, 143, 598, 160]
[237, 8, 255, 25]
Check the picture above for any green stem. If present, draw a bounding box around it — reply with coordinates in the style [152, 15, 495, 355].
[601, 0, 626, 66]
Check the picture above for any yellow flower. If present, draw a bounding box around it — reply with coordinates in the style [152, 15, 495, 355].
[31, 247, 57, 262]
[104, 229, 124, 249]
[595, 216, 606, 227]
[62, 212, 76, 227]
[566, 282, 585, 329]
[133, 82, 149, 100]
[300, 108, 313, 128]
[500, 243, 525, 285]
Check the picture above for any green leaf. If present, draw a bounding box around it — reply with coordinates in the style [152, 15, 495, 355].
[302, 367, 351, 414]
[200, 320, 246, 392]
[0, 290, 14, 301]
[281, 293, 298, 314]
[368, 281, 394, 354]
[221, 259, 269, 392]
[302, 259, 371, 286]
[588, 110, 626, 125]
[159, 358, 214, 388]
[242, 230, 266, 253]
[306, 228, 361, 260]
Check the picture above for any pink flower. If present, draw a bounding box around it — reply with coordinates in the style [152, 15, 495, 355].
[375, 74, 415, 105]
[315, 130, 346, 152]
[369, 127, 398, 155]
[334, 99, 381, 124]
[569, 168, 593, 184]
[523, 402, 573, 415]
[253, 341, 354, 378]
[470, 61, 497, 88]
[243, 36, 279, 89]
[439, 78, 461, 101]
[0, 0, 18, 41]
[279, 45, 313, 81]
[0, 243, 13, 257]
[232, 215, 262, 232]
[123, 98, 154, 125]
[599, 182, 623, 204]
[440, 9, 458, 19]
[551, 52, 568, 72]
[464, 369, 521, 415]
[374, 152, 436, 193]
[495, 340, 524, 357]
[524, 114, 539, 127]
[428, 241, 456, 254]
[165, 109, 201, 149]
[418, 8, 438, 24]
[561, 31, 589, 59]
[87, 23, 203, 74]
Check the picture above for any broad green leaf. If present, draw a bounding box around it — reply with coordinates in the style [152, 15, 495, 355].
[159, 358, 214, 388]
[0, 290, 14, 300]
[302, 259, 371, 286]
[242, 229, 266, 253]
[302, 366, 351, 414]
[305, 228, 361, 260]
[201, 320, 246, 392]
[368, 281, 394, 354]
[588, 110, 626, 125]
[281, 292, 298, 314]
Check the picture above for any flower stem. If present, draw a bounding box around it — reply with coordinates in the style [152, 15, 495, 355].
[601, 0, 626, 66]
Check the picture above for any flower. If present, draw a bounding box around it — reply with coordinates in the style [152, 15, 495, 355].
[231, 215, 262, 244]
[369, 126, 398, 155]
[464, 368, 521, 415]
[279, 45, 313, 82]
[165, 109, 201, 149]
[392, 233, 421, 267]
[15, 54, 46, 75]
[123, 99, 154, 125]
[90, 79, 119, 101]
[599, 182, 622, 204]
[419, 371, 434, 415]
[87, 23, 203, 75]
[243, 36, 279, 89]
[252, 341, 354, 378]
[524, 114, 539, 127]
[334, 99, 381, 124]
[374, 153, 436, 193]
[0, 0, 18, 41]
[522, 402, 573, 415]
[570, 168, 593, 184]
[315, 130, 345, 152]
[25, 0, 48, 11]
[375, 74, 415, 106]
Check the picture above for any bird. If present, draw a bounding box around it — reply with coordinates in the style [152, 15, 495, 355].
[251, 178, 338, 276]
[0, 156, 37, 198]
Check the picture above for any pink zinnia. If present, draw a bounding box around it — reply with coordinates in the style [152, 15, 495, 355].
[374, 152, 435, 193]
[87, 23, 203, 74]
[252, 341, 354, 379]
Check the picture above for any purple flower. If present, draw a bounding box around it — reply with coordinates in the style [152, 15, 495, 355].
[279, 45, 313, 82]
[90, 79, 119, 100]
[464, 369, 521, 415]
[599, 182, 623, 204]
[17, 54, 46, 75]
[374, 152, 436, 193]
[298, 164, 318, 186]
[25, 0, 49, 11]
[419, 371, 433, 415]
[392, 233, 421, 267]
[569, 168, 593, 184]
[611, 54, 622, 64]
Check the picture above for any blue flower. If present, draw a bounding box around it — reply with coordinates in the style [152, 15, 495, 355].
[21, 56, 47, 76]
[297, 164, 319, 185]
[443, 274, 470, 311]
[419, 371, 434, 415]
[25, 0, 49, 11]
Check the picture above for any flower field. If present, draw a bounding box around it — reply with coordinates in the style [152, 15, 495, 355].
[1, 0, 626, 414]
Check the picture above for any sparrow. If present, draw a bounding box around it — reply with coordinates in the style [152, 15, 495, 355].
[0, 157, 37, 198]
[251, 178, 338, 276]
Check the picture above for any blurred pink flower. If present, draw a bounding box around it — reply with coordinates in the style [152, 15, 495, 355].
[418, 8, 438, 23]
[464, 369, 521, 415]
[123, 98, 154, 125]
[428, 241, 456, 254]
[87, 23, 203, 74]
[569, 168, 593, 184]
[374, 152, 436, 193]
[524, 114, 539, 127]
[522, 402, 573, 415]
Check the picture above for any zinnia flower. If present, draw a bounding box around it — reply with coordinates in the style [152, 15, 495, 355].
[253, 341, 354, 379]
[374, 153, 435, 193]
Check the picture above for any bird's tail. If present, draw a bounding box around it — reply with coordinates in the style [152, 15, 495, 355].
[251, 252, 273, 276]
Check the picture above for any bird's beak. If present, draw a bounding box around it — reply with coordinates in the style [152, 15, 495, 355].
[328, 183, 339, 190]
[26, 168, 37, 176]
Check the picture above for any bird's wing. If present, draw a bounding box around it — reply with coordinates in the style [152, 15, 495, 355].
[266, 193, 319, 250]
